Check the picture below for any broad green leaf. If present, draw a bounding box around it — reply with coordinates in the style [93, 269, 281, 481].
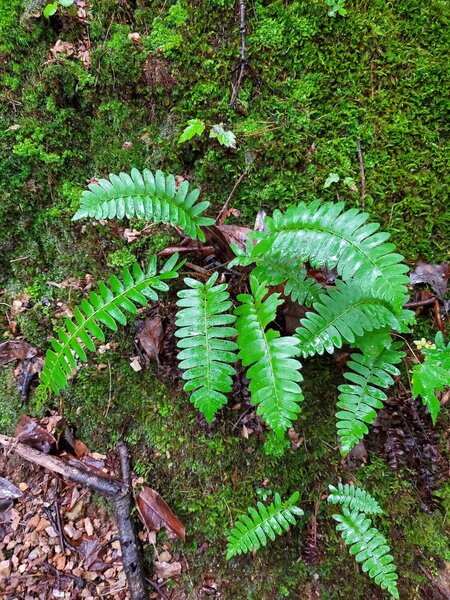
[178, 119, 205, 144]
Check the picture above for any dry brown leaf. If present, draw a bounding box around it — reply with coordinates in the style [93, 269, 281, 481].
[136, 486, 185, 541]
[410, 262, 450, 301]
[136, 317, 164, 363]
[70, 536, 108, 571]
[14, 415, 56, 454]
[0, 340, 36, 366]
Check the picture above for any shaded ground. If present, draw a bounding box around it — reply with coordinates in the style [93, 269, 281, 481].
[1, 0, 450, 598]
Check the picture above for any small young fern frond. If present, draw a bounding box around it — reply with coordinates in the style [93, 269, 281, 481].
[226, 492, 303, 560]
[411, 332, 450, 424]
[175, 273, 238, 422]
[337, 336, 404, 454]
[328, 483, 399, 599]
[241, 200, 410, 310]
[252, 261, 322, 307]
[235, 275, 304, 437]
[38, 254, 183, 395]
[73, 168, 214, 241]
[327, 483, 383, 515]
[295, 280, 406, 358]
[333, 508, 399, 599]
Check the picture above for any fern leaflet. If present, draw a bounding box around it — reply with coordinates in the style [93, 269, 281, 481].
[333, 508, 399, 599]
[73, 168, 214, 241]
[411, 332, 450, 424]
[38, 254, 183, 395]
[175, 273, 238, 422]
[327, 483, 383, 515]
[252, 261, 322, 307]
[295, 280, 408, 358]
[239, 200, 410, 310]
[337, 335, 404, 454]
[226, 492, 303, 560]
[235, 275, 304, 437]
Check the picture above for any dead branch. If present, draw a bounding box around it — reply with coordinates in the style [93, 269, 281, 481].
[230, 0, 247, 108]
[0, 434, 148, 600]
[357, 141, 366, 205]
[216, 170, 248, 225]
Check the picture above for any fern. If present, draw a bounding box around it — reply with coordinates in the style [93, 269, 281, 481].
[72, 168, 215, 242]
[295, 280, 408, 358]
[236, 200, 410, 310]
[226, 492, 303, 560]
[327, 483, 383, 515]
[337, 334, 404, 454]
[329, 483, 399, 599]
[411, 332, 450, 424]
[333, 509, 399, 599]
[175, 273, 238, 422]
[38, 254, 183, 395]
[252, 261, 322, 307]
[235, 275, 304, 437]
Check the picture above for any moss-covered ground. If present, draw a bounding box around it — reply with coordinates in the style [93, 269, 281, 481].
[1, 1, 449, 598]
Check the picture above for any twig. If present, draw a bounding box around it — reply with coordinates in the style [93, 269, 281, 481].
[419, 564, 450, 600]
[357, 141, 366, 207]
[404, 296, 437, 309]
[230, 0, 247, 108]
[216, 170, 248, 225]
[146, 577, 169, 600]
[0, 435, 148, 600]
[157, 245, 215, 258]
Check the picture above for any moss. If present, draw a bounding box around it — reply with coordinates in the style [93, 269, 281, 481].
[1, 0, 449, 597]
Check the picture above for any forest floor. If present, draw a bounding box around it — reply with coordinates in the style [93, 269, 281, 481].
[1, 1, 450, 599]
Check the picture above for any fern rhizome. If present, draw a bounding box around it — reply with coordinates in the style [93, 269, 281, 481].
[36, 167, 447, 597]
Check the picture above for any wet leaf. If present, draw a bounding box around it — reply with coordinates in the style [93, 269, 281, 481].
[70, 535, 108, 571]
[136, 486, 185, 541]
[0, 340, 36, 366]
[0, 477, 23, 521]
[410, 262, 449, 301]
[14, 415, 56, 454]
[136, 317, 164, 363]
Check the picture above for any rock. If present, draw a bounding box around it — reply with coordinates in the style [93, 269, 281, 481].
[158, 551, 172, 562]
[84, 517, 94, 536]
[18, 482, 29, 492]
[155, 560, 182, 579]
[0, 559, 11, 578]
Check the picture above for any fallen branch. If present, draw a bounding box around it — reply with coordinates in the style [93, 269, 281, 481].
[0, 435, 148, 600]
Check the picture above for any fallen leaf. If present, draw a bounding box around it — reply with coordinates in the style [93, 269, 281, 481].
[154, 560, 182, 580]
[70, 536, 108, 571]
[14, 415, 56, 454]
[0, 340, 36, 366]
[136, 486, 185, 541]
[136, 317, 164, 363]
[410, 262, 450, 301]
[0, 477, 23, 520]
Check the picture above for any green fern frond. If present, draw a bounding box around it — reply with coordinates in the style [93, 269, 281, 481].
[243, 201, 410, 310]
[337, 338, 404, 454]
[72, 168, 214, 241]
[38, 254, 183, 395]
[411, 332, 450, 424]
[333, 508, 399, 599]
[226, 492, 303, 560]
[252, 261, 322, 307]
[235, 275, 304, 437]
[175, 273, 238, 422]
[295, 280, 405, 358]
[327, 483, 383, 515]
